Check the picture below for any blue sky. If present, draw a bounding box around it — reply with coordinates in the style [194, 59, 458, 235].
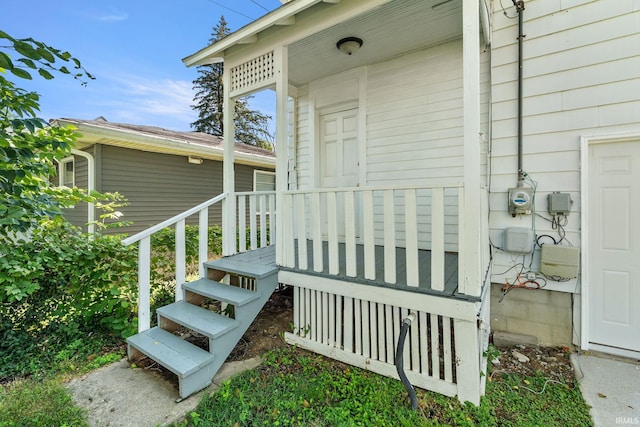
[2, 0, 282, 131]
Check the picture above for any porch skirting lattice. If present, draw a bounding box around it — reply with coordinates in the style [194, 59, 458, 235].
[282, 270, 490, 404]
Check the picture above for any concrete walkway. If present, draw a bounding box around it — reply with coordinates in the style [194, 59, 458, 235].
[66, 357, 262, 427]
[571, 352, 640, 427]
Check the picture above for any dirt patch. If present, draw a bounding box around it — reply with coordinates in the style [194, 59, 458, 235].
[227, 285, 293, 361]
[490, 344, 576, 384]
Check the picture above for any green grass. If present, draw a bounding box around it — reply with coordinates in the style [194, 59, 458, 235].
[0, 332, 124, 427]
[0, 379, 88, 427]
[174, 346, 593, 427]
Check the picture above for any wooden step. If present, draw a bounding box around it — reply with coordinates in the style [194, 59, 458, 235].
[183, 278, 261, 306]
[205, 246, 277, 279]
[157, 301, 238, 339]
[127, 327, 215, 378]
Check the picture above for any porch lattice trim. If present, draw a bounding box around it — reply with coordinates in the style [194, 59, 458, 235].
[230, 51, 275, 96]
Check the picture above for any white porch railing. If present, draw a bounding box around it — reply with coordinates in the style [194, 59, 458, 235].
[123, 191, 276, 333]
[280, 184, 481, 295]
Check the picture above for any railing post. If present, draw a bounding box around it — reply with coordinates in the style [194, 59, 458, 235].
[137, 236, 151, 333]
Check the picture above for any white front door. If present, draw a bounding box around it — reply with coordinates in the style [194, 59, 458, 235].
[320, 108, 359, 188]
[319, 108, 360, 238]
[588, 139, 640, 354]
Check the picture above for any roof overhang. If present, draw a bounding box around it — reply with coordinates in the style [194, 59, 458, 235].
[183, 0, 487, 88]
[184, 0, 331, 67]
[53, 119, 276, 169]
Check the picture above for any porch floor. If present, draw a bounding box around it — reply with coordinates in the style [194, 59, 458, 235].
[229, 242, 463, 298]
[290, 240, 458, 296]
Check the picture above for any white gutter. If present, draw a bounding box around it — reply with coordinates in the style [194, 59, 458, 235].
[71, 148, 95, 234]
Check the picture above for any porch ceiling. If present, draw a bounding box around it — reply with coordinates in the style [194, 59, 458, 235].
[287, 0, 463, 86]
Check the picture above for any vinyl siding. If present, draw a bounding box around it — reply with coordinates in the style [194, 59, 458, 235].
[63, 145, 274, 235]
[489, 0, 640, 292]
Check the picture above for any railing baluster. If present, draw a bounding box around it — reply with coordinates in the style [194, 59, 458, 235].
[431, 188, 445, 292]
[327, 191, 339, 275]
[363, 190, 375, 280]
[238, 195, 247, 253]
[458, 188, 465, 295]
[312, 192, 323, 273]
[269, 193, 276, 245]
[344, 190, 356, 277]
[296, 193, 308, 270]
[138, 236, 151, 333]
[405, 189, 419, 286]
[284, 193, 296, 268]
[249, 195, 257, 250]
[175, 219, 186, 302]
[383, 189, 396, 284]
[198, 208, 208, 278]
[260, 194, 267, 248]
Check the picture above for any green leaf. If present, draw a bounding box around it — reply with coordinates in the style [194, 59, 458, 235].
[0, 51, 13, 70]
[18, 57, 37, 69]
[38, 68, 55, 80]
[0, 29, 14, 41]
[10, 68, 32, 79]
[13, 40, 42, 61]
[37, 47, 55, 63]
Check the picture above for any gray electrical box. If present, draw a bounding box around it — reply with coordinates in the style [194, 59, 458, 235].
[548, 192, 572, 215]
[508, 186, 534, 216]
[503, 227, 534, 254]
[540, 245, 580, 278]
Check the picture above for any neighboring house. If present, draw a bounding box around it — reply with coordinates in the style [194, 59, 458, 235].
[122, 0, 640, 405]
[51, 117, 276, 234]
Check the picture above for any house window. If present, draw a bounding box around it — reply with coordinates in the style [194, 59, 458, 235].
[59, 157, 74, 187]
[254, 170, 275, 192]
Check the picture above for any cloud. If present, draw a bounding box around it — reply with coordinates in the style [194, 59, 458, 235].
[95, 11, 128, 22]
[98, 72, 197, 130]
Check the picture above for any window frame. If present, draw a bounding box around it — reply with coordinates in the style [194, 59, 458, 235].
[59, 156, 75, 188]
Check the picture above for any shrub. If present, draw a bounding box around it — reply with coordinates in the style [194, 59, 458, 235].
[0, 218, 137, 380]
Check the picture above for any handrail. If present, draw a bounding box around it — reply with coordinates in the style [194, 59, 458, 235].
[122, 193, 227, 246]
[281, 182, 463, 196]
[124, 191, 278, 334]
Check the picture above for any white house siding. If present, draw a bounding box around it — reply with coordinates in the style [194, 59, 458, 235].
[489, 0, 640, 344]
[294, 39, 490, 250]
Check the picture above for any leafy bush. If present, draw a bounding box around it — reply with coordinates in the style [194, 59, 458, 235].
[0, 219, 225, 381]
[0, 218, 137, 380]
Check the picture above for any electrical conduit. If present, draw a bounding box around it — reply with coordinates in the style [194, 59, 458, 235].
[395, 312, 418, 410]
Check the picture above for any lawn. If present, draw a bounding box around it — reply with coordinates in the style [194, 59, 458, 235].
[172, 345, 593, 427]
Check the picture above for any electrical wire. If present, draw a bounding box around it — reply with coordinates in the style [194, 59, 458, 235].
[499, 0, 519, 18]
[250, 0, 270, 12]
[207, 0, 256, 20]
[520, 378, 565, 395]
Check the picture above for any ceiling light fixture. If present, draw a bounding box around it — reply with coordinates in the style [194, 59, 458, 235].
[188, 156, 203, 165]
[336, 37, 363, 55]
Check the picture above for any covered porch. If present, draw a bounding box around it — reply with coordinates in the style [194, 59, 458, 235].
[182, 0, 491, 405]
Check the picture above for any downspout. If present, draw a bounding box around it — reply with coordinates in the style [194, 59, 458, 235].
[71, 149, 95, 234]
[513, 0, 526, 185]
